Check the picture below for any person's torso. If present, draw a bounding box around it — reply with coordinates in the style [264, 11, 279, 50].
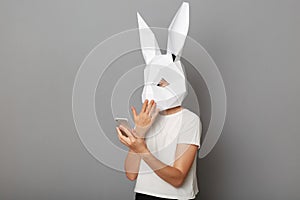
[134, 108, 199, 199]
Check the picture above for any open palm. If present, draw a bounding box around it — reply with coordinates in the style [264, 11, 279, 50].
[131, 99, 160, 137]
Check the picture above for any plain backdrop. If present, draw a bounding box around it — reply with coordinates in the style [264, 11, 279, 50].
[0, 0, 299, 200]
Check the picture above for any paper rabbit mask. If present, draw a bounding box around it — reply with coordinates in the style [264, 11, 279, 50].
[137, 2, 190, 111]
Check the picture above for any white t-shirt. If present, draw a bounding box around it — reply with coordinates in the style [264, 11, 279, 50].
[134, 108, 202, 200]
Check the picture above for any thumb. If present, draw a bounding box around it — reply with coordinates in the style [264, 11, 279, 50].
[131, 106, 137, 121]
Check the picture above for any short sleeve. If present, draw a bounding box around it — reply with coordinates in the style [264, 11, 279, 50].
[177, 116, 202, 149]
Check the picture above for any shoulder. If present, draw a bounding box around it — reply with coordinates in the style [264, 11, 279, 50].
[182, 108, 200, 122]
[180, 108, 201, 131]
[177, 108, 202, 141]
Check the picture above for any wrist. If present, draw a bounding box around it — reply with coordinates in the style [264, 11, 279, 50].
[129, 149, 136, 153]
[133, 125, 149, 138]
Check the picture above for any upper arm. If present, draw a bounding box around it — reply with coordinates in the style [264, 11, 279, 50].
[173, 114, 201, 177]
[173, 143, 198, 179]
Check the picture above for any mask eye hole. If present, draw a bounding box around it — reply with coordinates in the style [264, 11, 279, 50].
[172, 54, 176, 62]
[157, 78, 169, 87]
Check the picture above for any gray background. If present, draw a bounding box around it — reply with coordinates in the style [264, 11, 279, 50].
[0, 0, 299, 199]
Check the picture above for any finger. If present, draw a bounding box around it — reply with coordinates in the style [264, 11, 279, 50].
[117, 130, 127, 145]
[116, 127, 127, 144]
[145, 99, 154, 114]
[119, 125, 135, 141]
[118, 132, 130, 146]
[148, 101, 156, 116]
[131, 106, 137, 121]
[116, 127, 131, 144]
[141, 99, 148, 113]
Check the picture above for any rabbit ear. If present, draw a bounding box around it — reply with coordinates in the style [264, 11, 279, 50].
[137, 12, 161, 65]
[167, 2, 189, 58]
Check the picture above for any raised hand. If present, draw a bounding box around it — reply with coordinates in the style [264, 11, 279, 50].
[131, 99, 160, 138]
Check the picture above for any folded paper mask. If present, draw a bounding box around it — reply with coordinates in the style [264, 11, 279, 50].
[137, 2, 189, 111]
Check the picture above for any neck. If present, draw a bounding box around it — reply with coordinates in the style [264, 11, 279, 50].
[159, 106, 183, 115]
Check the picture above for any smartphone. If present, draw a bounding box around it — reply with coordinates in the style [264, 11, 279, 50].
[115, 118, 132, 137]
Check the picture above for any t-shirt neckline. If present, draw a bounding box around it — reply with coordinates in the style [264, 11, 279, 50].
[158, 108, 185, 118]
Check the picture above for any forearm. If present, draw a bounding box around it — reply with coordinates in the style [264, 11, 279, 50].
[141, 149, 184, 188]
[124, 149, 141, 180]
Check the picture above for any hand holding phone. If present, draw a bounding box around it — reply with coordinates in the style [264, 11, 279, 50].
[115, 118, 131, 137]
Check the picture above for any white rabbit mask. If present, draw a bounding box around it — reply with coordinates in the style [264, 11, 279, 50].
[137, 2, 189, 111]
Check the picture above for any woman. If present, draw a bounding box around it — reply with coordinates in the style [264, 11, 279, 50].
[116, 99, 201, 200]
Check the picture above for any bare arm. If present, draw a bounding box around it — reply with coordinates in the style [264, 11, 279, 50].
[118, 100, 159, 181]
[141, 143, 198, 188]
[117, 123, 198, 187]
[124, 149, 141, 181]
